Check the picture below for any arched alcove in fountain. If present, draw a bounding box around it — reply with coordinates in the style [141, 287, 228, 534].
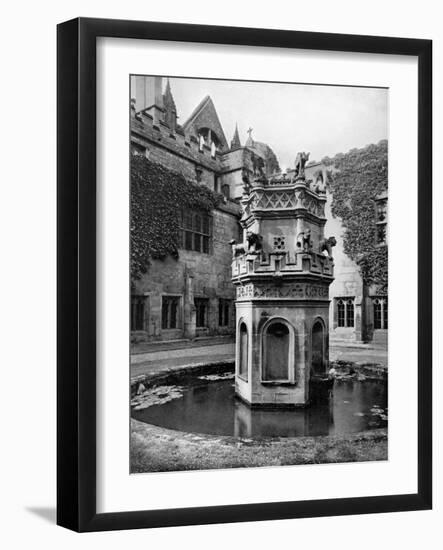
[262, 319, 294, 382]
[238, 321, 248, 381]
[312, 319, 326, 376]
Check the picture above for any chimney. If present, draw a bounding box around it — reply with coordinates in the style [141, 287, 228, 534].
[131, 76, 164, 124]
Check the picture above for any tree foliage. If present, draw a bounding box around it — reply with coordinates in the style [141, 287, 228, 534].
[131, 154, 222, 282]
[322, 140, 388, 292]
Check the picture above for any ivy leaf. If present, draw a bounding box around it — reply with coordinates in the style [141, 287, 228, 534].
[324, 140, 388, 292]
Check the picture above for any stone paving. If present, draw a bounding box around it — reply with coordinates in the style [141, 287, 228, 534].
[130, 341, 387, 379]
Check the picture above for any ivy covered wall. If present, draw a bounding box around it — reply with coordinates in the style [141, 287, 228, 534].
[323, 140, 388, 293]
[130, 154, 222, 283]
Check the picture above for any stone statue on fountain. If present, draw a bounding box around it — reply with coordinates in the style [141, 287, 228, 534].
[230, 230, 263, 258]
[294, 151, 310, 180]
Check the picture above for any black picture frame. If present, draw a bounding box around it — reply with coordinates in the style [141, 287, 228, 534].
[57, 17, 432, 532]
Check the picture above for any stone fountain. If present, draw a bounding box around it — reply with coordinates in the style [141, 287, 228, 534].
[230, 152, 336, 407]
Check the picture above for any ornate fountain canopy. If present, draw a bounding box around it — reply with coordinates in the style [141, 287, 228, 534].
[232, 152, 335, 287]
[241, 164, 327, 225]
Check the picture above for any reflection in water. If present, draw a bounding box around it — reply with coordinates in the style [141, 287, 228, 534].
[132, 377, 387, 438]
[233, 399, 334, 438]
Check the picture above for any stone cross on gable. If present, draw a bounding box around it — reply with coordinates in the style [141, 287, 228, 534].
[247, 127, 253, 138]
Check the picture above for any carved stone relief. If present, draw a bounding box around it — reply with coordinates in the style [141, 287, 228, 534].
[236, 283, 329, 300]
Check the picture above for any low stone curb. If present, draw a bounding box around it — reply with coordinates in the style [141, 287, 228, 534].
[131, 358, 387, 396]
[131, 360, 235, 396]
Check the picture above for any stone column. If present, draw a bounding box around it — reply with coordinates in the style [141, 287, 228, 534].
[151, 293, 162, 338]
[354, 295, 364, 343]
[183, 273, 196, 339]
[209, 297, 219, 334]
[144, 76, 164, 124]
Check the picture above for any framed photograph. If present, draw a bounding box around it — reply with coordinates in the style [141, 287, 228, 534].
[57, 17, 432, 532]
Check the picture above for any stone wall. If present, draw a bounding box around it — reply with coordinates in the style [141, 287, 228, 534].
[130, 98, 246, 343]
[131, 111, 222, 182]
[133, 208, 240, 341]
[219, 169, 244, 200]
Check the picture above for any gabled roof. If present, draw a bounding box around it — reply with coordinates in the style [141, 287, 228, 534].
[182, 96, 228, 151]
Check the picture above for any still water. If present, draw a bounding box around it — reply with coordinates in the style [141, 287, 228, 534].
[132, 377, 387, 438]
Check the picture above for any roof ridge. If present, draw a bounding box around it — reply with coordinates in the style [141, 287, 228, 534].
[182, 95, 212, 128]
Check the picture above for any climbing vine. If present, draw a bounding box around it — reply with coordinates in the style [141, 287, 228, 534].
[131, 154, 222, 282]
[322, 140, 388, 292]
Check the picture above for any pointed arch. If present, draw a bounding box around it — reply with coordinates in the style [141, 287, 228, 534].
[311, 317, 327, 376]
[236, 318, 249, 381]
[260, 317, 295, 383]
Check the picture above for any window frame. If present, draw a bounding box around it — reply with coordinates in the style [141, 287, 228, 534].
[131, 295, 148, 331]
[336, 297, 355, 328]
[373, 296, 388, 330]
[194, 297, 209, 328]
[218, 298, 231, 327]
[161, 295, 182, 330]
[180, 209, 213, 254]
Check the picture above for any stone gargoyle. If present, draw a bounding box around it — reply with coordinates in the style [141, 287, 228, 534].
[230, 230, 263, 258]
[318, 236, 337, 257]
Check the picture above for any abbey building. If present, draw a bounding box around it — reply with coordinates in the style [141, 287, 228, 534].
[130, 76, 387, 345]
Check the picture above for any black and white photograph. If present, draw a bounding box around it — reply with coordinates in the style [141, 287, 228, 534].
[0, 0, 438, 542]
[129, 75, 389, 473]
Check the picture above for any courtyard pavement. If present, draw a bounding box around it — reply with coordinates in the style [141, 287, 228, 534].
[130, 340, 387, 379]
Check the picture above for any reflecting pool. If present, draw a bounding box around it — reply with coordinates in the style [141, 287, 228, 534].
[132, 373, 387, 438]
